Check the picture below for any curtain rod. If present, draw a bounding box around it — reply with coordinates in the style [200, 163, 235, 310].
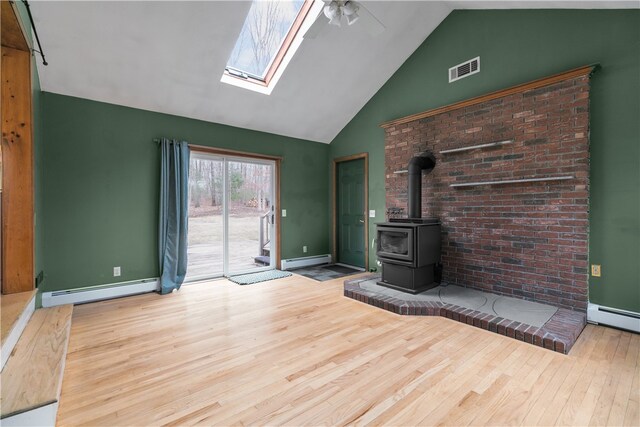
[21, 0, 47, 66]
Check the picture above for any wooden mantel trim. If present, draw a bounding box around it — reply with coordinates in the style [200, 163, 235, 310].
[380, 64, 598, 129]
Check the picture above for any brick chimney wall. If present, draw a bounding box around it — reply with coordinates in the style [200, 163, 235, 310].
[384, 75, 591, 311]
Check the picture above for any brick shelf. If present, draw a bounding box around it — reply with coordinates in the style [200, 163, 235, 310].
[344, 275, 586, 354]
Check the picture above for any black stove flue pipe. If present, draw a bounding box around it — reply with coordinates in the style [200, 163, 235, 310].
[407, 151, 436, 219]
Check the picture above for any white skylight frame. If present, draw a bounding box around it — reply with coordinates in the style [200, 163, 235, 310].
[221, 0, 323, 95]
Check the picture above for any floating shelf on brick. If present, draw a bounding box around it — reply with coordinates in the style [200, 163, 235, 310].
[440, 139, 514, 154]
[450, 175, 574, 188]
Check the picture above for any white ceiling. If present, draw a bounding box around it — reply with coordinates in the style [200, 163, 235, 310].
[32, 1, 637, 144]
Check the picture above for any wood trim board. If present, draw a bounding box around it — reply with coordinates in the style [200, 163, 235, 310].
[380, 64, 598, 129]
[262, 0, 314, 85]
[332, 153, 369, 271]
[189, 144, 283, 162]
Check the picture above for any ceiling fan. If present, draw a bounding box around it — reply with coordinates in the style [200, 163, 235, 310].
[304, 0, 386, 39]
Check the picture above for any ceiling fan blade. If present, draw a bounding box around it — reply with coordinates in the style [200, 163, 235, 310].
[357, 2, 386, 37]
[303, 13, 329, 39]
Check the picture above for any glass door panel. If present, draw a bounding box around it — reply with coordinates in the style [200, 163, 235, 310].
[186, 154, 224, 281]
[227, 159, 274, 275]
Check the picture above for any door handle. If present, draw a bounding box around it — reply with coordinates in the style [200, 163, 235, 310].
[359, 219, 365, 223]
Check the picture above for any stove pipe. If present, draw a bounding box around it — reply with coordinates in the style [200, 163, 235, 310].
[407, 151, 436, 219]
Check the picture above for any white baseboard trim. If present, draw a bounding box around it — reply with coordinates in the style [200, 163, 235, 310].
[41, 278, 160, 307]
[281, 255, 332, 270]
[1, 294, 35, 371]
[587, 303, 640, 333]
[0, 402, 58, 427]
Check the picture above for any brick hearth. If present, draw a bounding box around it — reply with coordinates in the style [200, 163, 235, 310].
[345, 275, 586, 354]
[383, 69, 593, 311]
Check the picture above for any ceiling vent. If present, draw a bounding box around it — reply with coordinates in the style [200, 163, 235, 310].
[449, 57, 480, 83]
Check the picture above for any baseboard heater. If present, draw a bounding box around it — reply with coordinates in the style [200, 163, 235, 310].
[41, 278, 160, 307]
[281, 254, 331, 270]
[587, 303, 640, 333]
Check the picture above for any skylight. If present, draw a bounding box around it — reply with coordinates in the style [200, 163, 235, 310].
[225, 0, 313, 87]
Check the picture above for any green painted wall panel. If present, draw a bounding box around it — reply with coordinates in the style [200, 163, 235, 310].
[330, 10, 640, 312]
[41, 93, 329, 292]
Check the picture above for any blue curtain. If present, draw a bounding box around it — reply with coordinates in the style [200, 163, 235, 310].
[158, 138, 190, 294]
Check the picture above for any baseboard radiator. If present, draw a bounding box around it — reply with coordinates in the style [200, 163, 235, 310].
[587, 303, 640, 333]
[281, 255, 332, 270]
[41, 278, 160, 307]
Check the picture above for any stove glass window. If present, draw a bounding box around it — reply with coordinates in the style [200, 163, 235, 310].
[379, 231, 409, 255]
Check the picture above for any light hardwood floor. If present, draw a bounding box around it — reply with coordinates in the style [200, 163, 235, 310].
[57, 274, 639, 426]
[2, 304, 73, 418]
[0, 289, 36, 345]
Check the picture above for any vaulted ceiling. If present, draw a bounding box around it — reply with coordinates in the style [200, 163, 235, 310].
[32, 1, 636, 143]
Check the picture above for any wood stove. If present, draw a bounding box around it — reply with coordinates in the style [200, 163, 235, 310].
[376, 151, 441, 293]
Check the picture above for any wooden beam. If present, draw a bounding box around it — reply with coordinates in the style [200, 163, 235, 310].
[1, 1, 31, 51]
[380, 64, 598, 129]
[1, 46, 34, 294]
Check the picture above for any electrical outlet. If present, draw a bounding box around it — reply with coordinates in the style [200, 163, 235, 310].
[113, 266, 121, 277]
[282, 209, 287, 217]
[591, 264, 601, 277]
[303, 246, 308, 253]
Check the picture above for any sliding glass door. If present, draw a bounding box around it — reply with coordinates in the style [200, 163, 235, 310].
[227, 159, 275, 275]
[187, 155, 224, 279]
[186, 153, 276, 281]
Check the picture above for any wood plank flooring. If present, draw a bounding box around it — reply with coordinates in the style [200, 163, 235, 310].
[56, 274, 639, 426]
[0, 289, 36, 346]
[1, 304, 73, 418]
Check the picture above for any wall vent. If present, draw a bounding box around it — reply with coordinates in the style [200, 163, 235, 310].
[449, 57, 480, 83]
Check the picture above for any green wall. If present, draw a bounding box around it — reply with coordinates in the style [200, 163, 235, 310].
[40, 93, 329, 292]
[330, 10, 640, 312]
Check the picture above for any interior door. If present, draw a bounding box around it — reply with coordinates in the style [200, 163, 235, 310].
[337, 158, 365, 268]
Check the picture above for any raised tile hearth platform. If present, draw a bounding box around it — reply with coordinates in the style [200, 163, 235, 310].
[344, 274, 586, 354]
